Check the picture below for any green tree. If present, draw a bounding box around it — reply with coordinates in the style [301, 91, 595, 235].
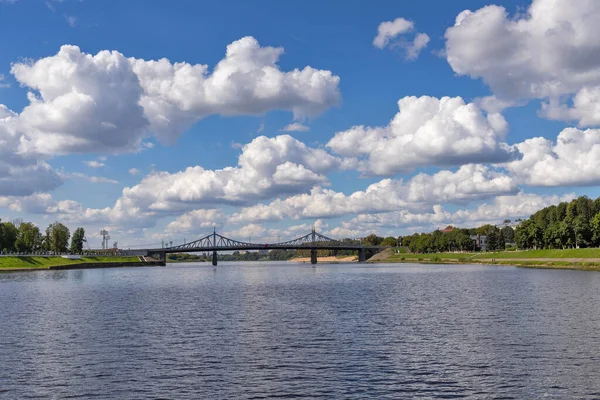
[15, 222, 42, 253]
[380, 236, 398, 247]
[592, 213, 600, 246]
[0, 221, 18, 252]
[515, 220, 542, 250]
[363, 234, 383, 246]
[70, 227, 86, 253]
[46, 222, 70, 253]
[501, 226, 515, 243]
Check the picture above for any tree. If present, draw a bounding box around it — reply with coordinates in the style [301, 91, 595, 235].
[501, 226, 515, 244]
[0, 221, 18, 252]
[70, 227, 86, 253]
[15, 222, 42, 253]
[46, 222, 70, 253]
[515, 219, 541, 250]
[363, 234, 383, 246]
[380, 236, 398, 247]
[592, 213, 600, 246]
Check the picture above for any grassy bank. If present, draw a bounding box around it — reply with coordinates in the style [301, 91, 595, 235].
[381, 248, 600, 271]
[0, 256, 141, 270]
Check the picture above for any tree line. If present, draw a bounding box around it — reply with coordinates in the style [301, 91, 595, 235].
[0, 219, 87, 254]
[514, 195, 600, 250]
[399, 224, 515, 254]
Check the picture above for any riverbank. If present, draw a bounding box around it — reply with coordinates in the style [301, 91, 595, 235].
[374, 248, 600, 271]
[288, 255, 357, 263]
[0, 256, 163, 272]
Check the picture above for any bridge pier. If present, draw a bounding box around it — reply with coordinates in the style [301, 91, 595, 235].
[358, 248, 366, 262]
[310, 248, 317, 265]
[212, 250, 218, 266]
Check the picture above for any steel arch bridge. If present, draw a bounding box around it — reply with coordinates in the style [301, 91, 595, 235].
[134, 229, 384, 265]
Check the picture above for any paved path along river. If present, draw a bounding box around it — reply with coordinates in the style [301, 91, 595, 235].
[1, 262, 600, 398]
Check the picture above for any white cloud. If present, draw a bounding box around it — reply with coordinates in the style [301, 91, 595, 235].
[230, 164, 517, 224]
[281, 122, 310, 132]
[166, 209, 225, 234]
[61, 172, 118, 184]
[131, 36, 340, 143]
[223, 224, 266, 241]
[8, 38, 340, 155]
[11, 45, 149, 155]
[0, 193, 83, 215]
[445, 0, 600, 125]
[0, 105, 63, 196]
[0, 74, 9, 88]
[55, 135, 340, 228]
[505, 127, 600, 186]
[339, 192, 575, 233]
[128, 168, 141, 175]
[373, 17, 430, 60]
[83, 160, 105, 168]
[327, 96, 517, 175]
[373, 17, 414, 49]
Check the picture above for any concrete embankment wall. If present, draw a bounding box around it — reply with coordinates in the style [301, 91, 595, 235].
[49, 261, 165, 270]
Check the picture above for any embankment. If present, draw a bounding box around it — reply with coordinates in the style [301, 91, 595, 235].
[0, 256, 165, 272]
[372, 249, 600, 271]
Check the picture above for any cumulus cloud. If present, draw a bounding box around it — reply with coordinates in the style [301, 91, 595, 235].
[12, 45, 149, 155]
[0, 105, 63, 196]
[373, 17, 430, 60]
[230, 164, 517, 224]
[505, 127, 600, 186]
[8, 37, 340, 155]
[327, 96, 517, 175]
[0, 193, 82, 215]
[53, 135, 341, 228]
[131, 36, 340, 143]
[445, 0, 600, 125]
[166, 209, 225, 234]
[338, 192, 575, 234]
[281, 122, 310, 132]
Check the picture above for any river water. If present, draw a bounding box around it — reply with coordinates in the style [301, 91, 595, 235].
[1, 262, 600, 399]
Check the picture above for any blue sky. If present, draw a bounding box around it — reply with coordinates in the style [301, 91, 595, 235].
[1, 0, 599, 248]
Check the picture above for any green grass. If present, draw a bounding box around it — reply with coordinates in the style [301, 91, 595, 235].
[476, 248, 600, 259]
[383, 248, 600, 271]
[0, 256, 140, 270]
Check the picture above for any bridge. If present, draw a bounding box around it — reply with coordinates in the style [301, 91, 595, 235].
[129, 229, 384, 265]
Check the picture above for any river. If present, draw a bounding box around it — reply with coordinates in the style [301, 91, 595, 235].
[1, 262, 600, 398]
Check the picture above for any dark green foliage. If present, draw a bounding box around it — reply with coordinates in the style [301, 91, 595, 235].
[407, 229, 474, 253]
[15, 222, 42, 253]
[0, 221, 18, 252]
[70, 227, 86, 254]
[516, 195, 600, 250]
[45, 222, 70, 253]
[380, 236, 398, 247]
[363, 234, 384, 246]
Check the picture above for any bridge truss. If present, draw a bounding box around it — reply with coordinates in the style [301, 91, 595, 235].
[161, 229, 363, 252]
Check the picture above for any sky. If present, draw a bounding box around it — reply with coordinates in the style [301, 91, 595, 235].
[1, 0, 600, 249]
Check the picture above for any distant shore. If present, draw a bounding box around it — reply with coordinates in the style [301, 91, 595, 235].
[373, 248, 600, 271]
[288, 255, 357, 263]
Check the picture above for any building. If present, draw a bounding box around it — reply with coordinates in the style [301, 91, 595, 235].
[470, 235, 488, 251]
